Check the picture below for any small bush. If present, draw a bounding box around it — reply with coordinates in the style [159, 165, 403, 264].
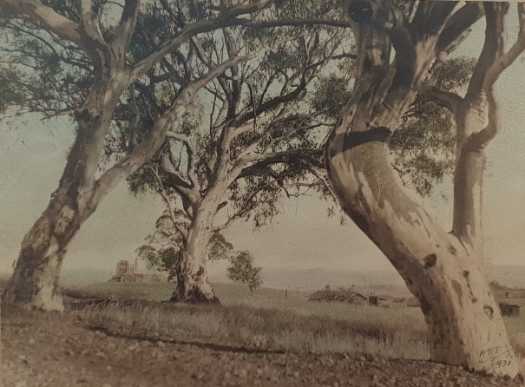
[308, 286, 368, 304]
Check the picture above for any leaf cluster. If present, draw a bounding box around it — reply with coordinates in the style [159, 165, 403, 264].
[226, 250, 263, 292]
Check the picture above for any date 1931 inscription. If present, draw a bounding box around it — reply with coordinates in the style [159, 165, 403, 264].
[479, 345, 515, 369]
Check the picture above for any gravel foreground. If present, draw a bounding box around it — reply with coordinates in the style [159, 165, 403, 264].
[1, 305, 524, 387]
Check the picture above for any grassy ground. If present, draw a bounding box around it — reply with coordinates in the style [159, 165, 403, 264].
[67, 282, 424, 360]
[4, 276, 525, 362]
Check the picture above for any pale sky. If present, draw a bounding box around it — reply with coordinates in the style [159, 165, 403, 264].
[1, 8, 525, 282]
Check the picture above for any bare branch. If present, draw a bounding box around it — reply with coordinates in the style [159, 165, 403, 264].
[0, 0, 82, 45]
[237, 149, 323, 176]
[410, 1, 457, 38]
[307, 165, 339, 205]
[111, 0, 141, 53]
[90, 55, 248, 206]
[233, 17, 354, 30]
[149, 164, 188, 245]
[484, 3, 525, 88]
[420, 85, 463, 114]
[232, 78, 307, 126]
[466, 3, 513, 98]
[437, 2, 483, 52]
[80, 0, 107, 48]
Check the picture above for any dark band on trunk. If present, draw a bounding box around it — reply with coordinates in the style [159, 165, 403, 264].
[343, 126, 392, 151]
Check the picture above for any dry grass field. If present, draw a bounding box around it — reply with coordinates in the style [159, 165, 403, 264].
[61, 280, 525, 362]
[3, 277, 525, 386]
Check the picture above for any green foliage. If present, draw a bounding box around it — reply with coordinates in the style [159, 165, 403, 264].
[391, 57, 475, 196]
[124, 0, 347, 231]
[208, 232, 235, 261]
[0, 15, 91, 117]
[136, 209, 236, 277]
[227, 251, 263, 293]
[311, 74, 353, 120]
[136, 244, 179, 275]
[0, 66, 25, 113]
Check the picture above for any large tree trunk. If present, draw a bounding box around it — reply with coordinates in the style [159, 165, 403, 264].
[328, 138, 518, 375]
[325, 2, 523, 377]
[3, 49, 240, 310]
[2, 118, 105, 311]
[169, 203, 219, 304]
[2, 71, 127, 311]
[168, 184, 228, 304]
[326, 61, 519, 378]
[2, 195, 83, 311]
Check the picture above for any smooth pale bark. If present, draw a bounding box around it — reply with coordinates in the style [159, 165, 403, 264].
[1, 0, 136, 311]
[170, 208, 219, 304]
[164, 121, 253, 303]
[2, 77, 127, 310]
[453, 95, 490, 271]
[328, 138, 518, 375]
[1, 0, 266, 311]
[169, 183, 229, 304]
[326, 3, 521, 376]
[2, 35, 243, 309]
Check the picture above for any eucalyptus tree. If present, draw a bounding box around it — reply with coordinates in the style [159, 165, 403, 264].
[127, 2, 347, 303]
[227, 251, 262, 292]
[323, 1, 525, 377]
[0, 0, 271, 311]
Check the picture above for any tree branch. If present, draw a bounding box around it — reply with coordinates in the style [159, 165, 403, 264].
[0, 0, 82, 45]
[149, 164, 188, 245]
[214, 188, 260, 232]
[89, 55, 248, 206]
[160, 150, 194, 191]
[437, 3, 483, 52]
[237, 149, 323, 177]
[484, 3, 525, 89]
[233, 17, 354, 30]
[111, 0, 141, 54]
[79, 0, 107, 49]
[464, 90, 499, 151]
[467, 2, 508, 99]
[420, 85, 463, 114]
[131, 0, 270, 80]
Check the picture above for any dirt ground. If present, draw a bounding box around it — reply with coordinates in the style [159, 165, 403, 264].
[1, 305, 524, 387]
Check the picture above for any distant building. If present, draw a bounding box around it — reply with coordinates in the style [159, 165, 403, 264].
[110, 258, 167, 283]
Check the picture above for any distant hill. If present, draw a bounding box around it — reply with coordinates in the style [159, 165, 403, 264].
[491, 265, 525, 288]
[3, 263, 523, 296]
[208, 264, 411, 296]
[260, 267, 406, 291]
[211, 264, 525, 296]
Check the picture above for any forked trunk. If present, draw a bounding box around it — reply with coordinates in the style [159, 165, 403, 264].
[325, 2, 523, 375]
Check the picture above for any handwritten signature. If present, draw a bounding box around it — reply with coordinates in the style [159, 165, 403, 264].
[479, 346, 515, 369]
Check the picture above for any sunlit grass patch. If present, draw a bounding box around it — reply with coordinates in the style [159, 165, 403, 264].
[77, 298, 430, 360]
